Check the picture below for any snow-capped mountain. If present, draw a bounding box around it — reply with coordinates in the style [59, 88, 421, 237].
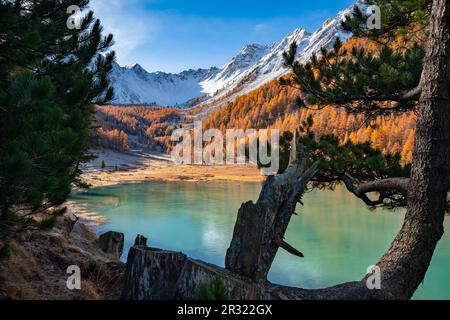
[199, 5, 354, 106]
[202, 28, 311, 99]
[200, 43, 277, 96]
[109, 63, 219, 106]
[109, 3, 355, 106]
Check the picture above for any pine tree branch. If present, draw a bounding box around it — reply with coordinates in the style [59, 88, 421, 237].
[341, 173, 409, 207]
[340, 85, 422, 104]
[395, 84, 423, 102]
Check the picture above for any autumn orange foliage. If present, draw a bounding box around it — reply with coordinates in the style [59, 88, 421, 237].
[94, 106, 184, 153]
[204, 78, 416, 165]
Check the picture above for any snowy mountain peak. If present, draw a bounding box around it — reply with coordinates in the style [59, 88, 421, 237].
[287, 28, 310, 38]
[125, 63, 145, 71]
[109, 2, 357, 107]
[109, 63, 220, 106]
[230, 43, 275, 68]
[239, 43, 272, 54]
[230, 43, 272, 68]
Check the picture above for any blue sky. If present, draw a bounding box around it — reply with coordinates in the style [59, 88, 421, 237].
[90, 0, 354, 73]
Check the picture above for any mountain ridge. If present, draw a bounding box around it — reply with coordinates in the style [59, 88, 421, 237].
[109, 3, 356, 107]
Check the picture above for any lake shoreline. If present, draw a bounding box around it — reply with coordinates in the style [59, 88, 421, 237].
[80, 149, 265, 188]
[69, 148, 265, 227]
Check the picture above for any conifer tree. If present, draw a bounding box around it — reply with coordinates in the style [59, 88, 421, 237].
[0, 0, 115, 234]
[281, 0, 450, 298]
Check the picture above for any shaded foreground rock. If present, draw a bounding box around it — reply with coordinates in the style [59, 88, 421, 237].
[97, 231, 124, 259]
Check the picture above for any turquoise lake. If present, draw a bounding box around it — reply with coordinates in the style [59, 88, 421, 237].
[69, 181, 450, 299]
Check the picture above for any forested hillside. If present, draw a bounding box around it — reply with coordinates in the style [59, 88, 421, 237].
[95, 81, 416, 165]
[96, 37, 417, 165]
[94, 106, 185, 153]
[203, 77, 416, 165]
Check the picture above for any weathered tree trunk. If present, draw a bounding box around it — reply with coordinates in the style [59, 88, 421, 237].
[97, 231, 125, 259]
[371, 0, 450, 299]
[225, 134, 317, 281]
[227, 0, 450, 297]
[122, 246, 258, 300]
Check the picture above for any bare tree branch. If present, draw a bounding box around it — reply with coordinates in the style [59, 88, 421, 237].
[278, 240, 305, 258]
[342, 173, 409, 206]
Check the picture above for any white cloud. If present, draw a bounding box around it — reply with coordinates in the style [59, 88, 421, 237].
[89, 0, 159, 64]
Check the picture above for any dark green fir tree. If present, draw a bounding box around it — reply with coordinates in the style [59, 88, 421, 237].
[0, 0, 115, 237]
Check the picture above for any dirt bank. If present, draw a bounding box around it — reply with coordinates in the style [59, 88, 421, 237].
[0, 216, 124, 300]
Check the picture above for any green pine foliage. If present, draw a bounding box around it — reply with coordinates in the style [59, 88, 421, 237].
[279, 0, 449, 211]
[263, 116, 410, 209]
[341, 0, 430, 42]
[257, 131, 294, 175]
[0, 0, 115, 235]
[196, 276, 230, 300]
[281, 39, 425, 115]
[299, 116, 410, 209]
[282, 0, 431, 115]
